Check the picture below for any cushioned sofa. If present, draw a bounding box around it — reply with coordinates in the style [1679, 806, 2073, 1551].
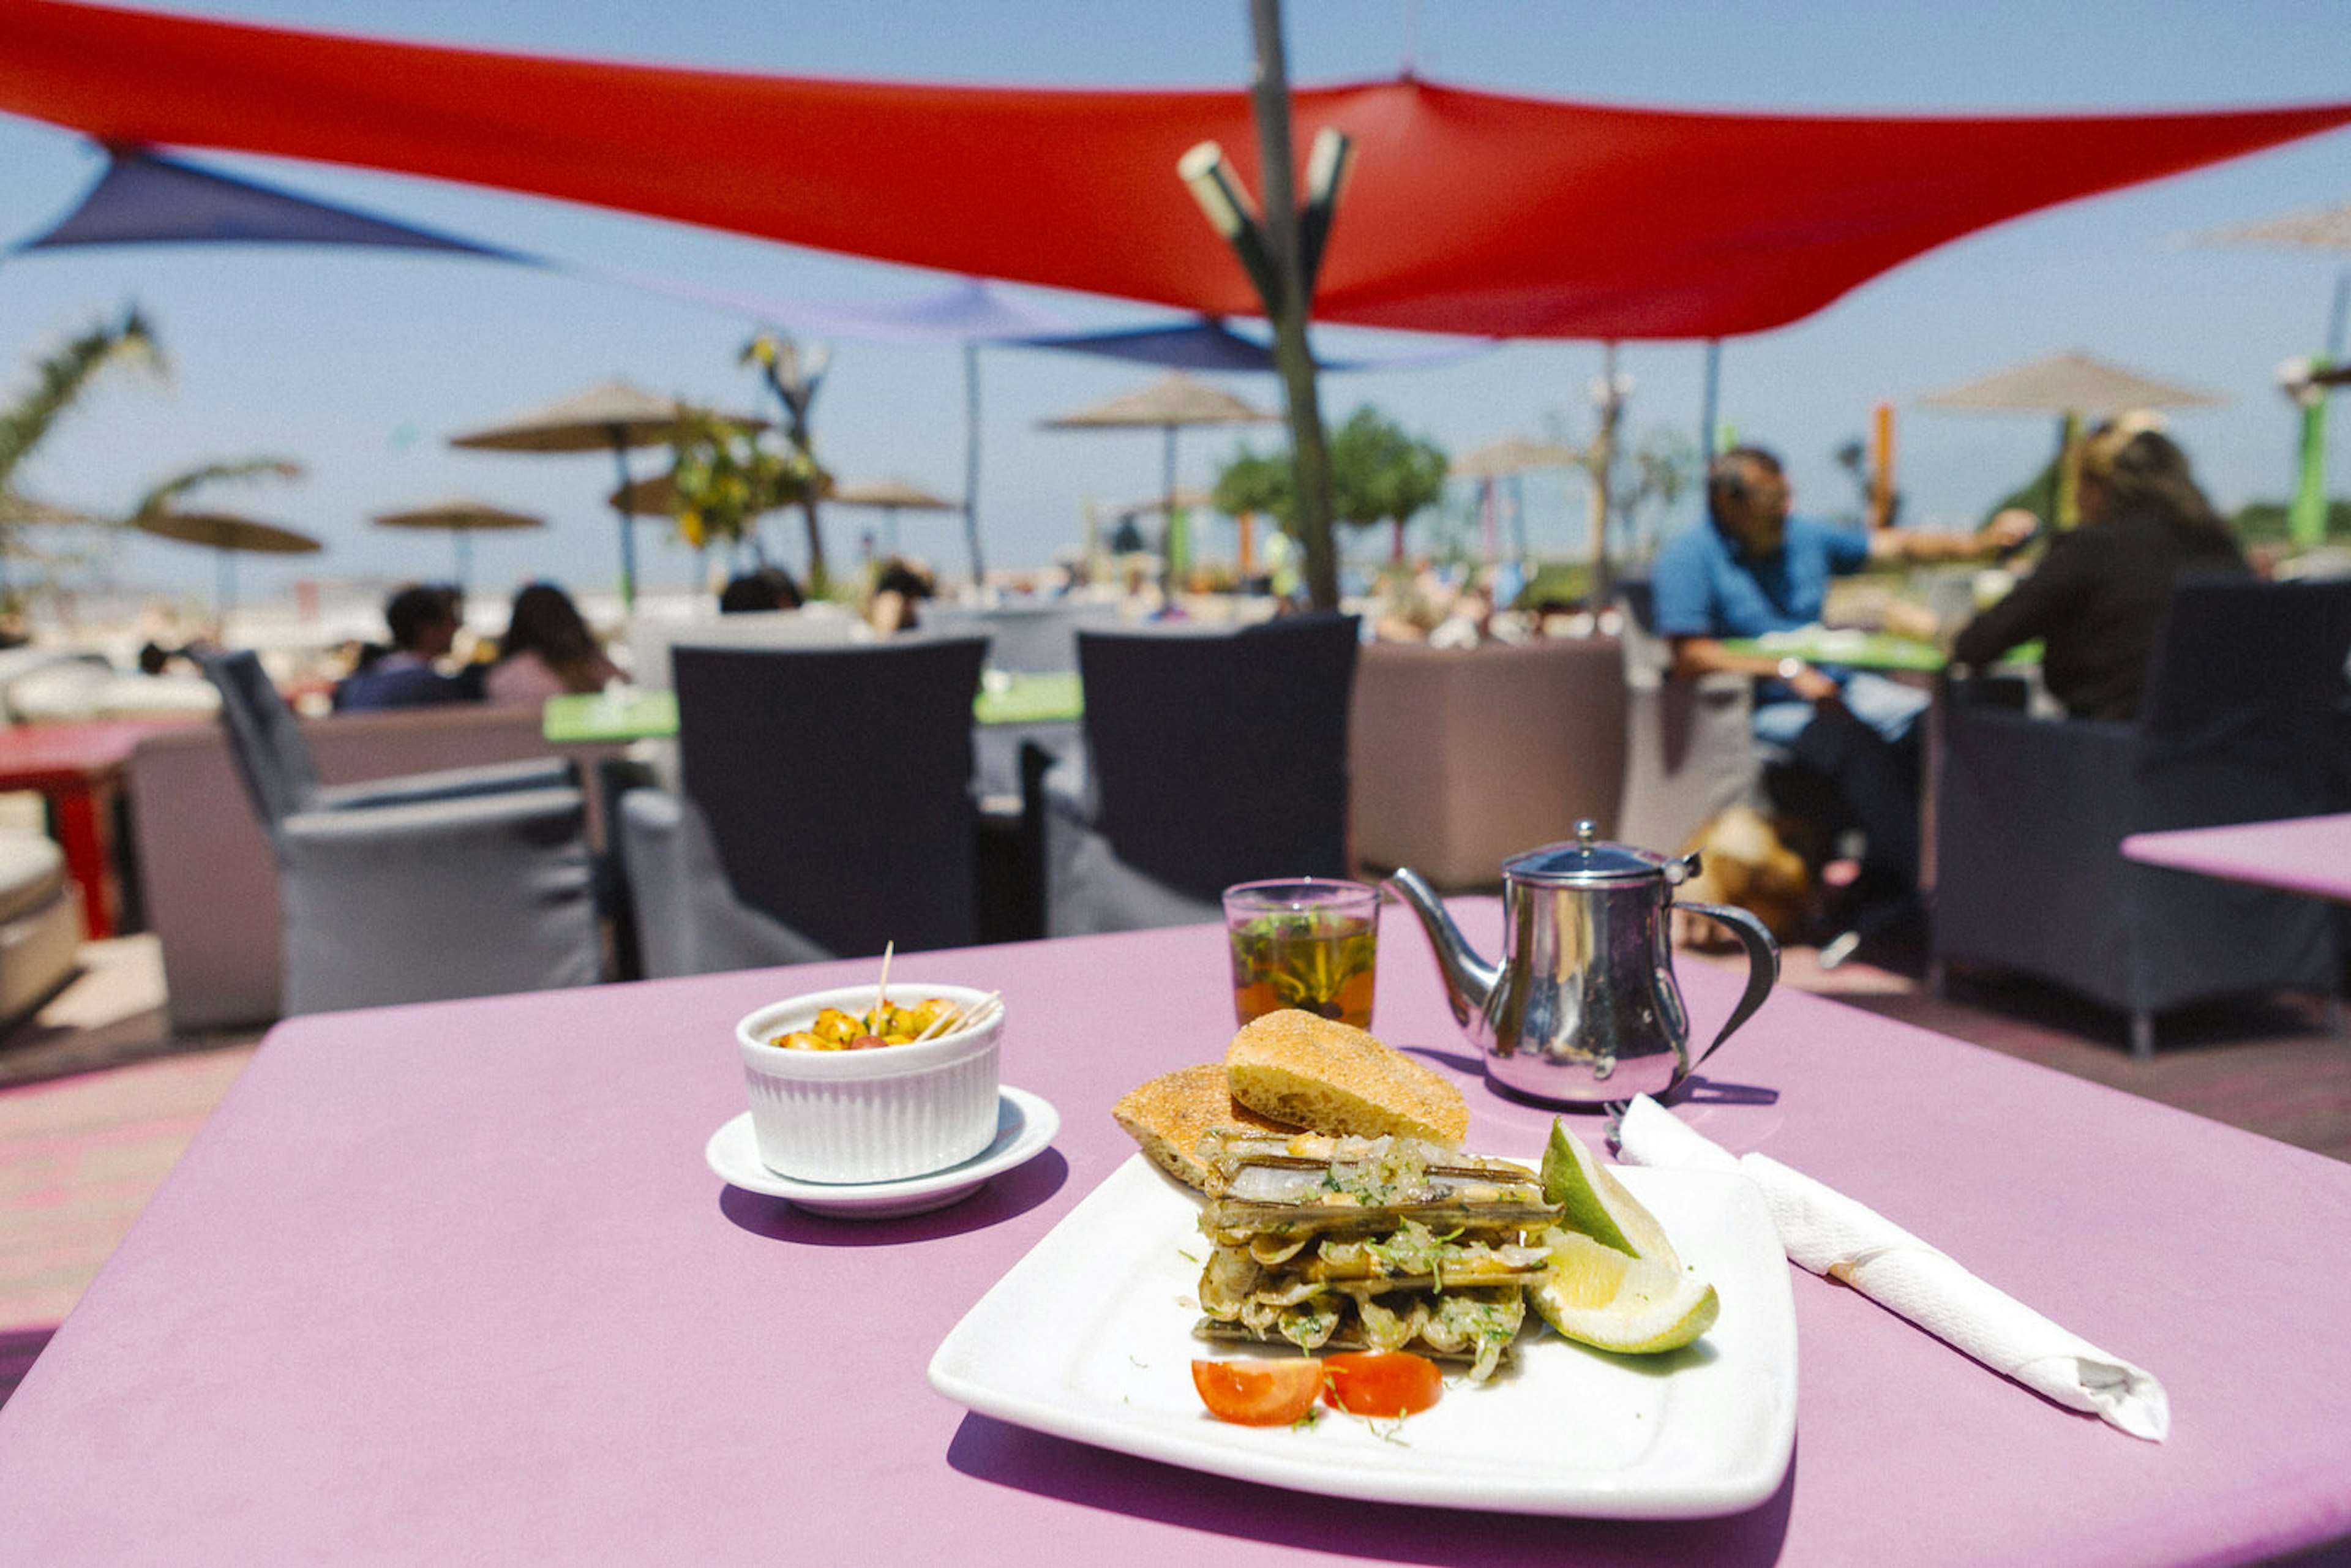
[1348, 636, 1627, 891]
[129, 704, 620, 1032]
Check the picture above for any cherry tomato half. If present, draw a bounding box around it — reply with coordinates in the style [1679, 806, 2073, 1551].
[1191, 1357, 1325, 1427]
[1320, 1351, 1443, 1419]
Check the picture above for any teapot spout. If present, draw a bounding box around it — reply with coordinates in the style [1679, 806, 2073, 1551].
[1384, 868, 1501, 1030]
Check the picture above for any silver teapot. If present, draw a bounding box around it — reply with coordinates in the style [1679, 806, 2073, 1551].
[1385, 823, 1779, 1106]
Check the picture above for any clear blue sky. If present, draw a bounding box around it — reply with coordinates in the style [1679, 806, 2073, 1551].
[1, 0, 2346, 606]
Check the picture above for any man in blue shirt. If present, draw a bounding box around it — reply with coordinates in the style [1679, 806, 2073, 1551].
[1650, 446, 2029, 891]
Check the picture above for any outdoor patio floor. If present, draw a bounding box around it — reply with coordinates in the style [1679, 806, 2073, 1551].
[2, 931, 2345, 1412]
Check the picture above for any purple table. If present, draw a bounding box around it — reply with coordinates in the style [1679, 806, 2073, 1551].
[4, 907, 2351, 1564]
[2123, 812, 2351, 902]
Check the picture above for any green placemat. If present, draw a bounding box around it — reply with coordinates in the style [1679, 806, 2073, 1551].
[546, 672, 1082, 743]
[542, 689, 678, 744]
[975, 670, 1084, 726]
[1724, 630, 1948, 673]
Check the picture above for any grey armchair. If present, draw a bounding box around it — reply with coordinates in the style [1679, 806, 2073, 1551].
[1613, 582, 1764, 857]
[197, 650, 600, 1015]
[1930, 579, 2351, 1057]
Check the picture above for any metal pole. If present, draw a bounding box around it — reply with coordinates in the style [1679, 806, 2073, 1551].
[1699, 339, 1722, 462]
[1586, 342, 1621, 603]
[962, 340, 987, 590]
[1248, 0, 1338, 612]
[1160, 424, 1180, 603]
[455, 528, 473, 595]
[607, 430, 637, 612]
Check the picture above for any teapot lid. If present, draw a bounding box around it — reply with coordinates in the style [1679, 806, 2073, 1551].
[1503, 821, 1676, 887]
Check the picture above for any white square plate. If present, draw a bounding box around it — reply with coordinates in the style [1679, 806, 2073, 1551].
[928, 1154, 1798, 1518]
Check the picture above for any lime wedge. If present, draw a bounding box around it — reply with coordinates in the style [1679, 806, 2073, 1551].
[1531, 1120, 1719, 1354]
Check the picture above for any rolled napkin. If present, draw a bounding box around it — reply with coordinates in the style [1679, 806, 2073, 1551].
[1614, 1094, 2169, 1442]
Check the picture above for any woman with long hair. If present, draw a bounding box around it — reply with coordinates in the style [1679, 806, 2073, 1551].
[1952, 416, 2249, 721]
[483, 581, 620, 703]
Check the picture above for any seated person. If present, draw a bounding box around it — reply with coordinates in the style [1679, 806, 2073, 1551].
[868, 558, 934, 636]
[718, 566, 804, 615]
[1651, 446, 2033, 891]
[334, 584, 472, 711]
[483, 582, 621, 704]
[1951, 418, 2249, 721]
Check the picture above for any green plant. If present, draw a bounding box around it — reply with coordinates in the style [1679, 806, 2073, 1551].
[0, 307, 164, 607]
[741, 331, 832, 593]
[662, 406, 826, 556]
[1329, 407, 1448, 563]
[2233, 498, 2351, 546]
[126, 457, 306, 523]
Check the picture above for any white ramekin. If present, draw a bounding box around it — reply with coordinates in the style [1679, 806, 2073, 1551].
[733, 983, 1003, 1184]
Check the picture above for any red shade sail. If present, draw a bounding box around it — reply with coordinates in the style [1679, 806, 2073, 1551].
[2, 0, 2347, 340]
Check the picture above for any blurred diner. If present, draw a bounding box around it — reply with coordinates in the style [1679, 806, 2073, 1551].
[867, 557, 935, 636]
[333, 583, 472, 711]
[1651, 445, 2034, 895]
[483, 581, 620, 703]
[1951, 416, 2250, 721]
[718, 566, 804, 615]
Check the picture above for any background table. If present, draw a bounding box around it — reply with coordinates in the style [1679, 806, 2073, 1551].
[542, 671, 1084, 746]
[2123, 812, 2351, 902]
[4, 910, 2350, 1564]
[1722, 628, 1948, 673]
[0, 716, 204, 937]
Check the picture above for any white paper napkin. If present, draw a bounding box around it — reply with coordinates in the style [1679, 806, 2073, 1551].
[1614, 1095, 2170, 1442]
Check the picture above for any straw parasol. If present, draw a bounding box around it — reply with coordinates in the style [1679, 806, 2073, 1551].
[449, 380, 766, 609]
[1452, 436, 1578, 561]
[607, 473, 681, 519]
[827, 476, 956, 555]
[0, 492, 102, 527]
[2205, 202, 2351, 546]
[1043, 372, 1276, 596]
[1919, 352, 2221, 526]
[1449, 436, 1578, 481]
[135, 508, 321, 626]
[370, 495, 543, 591]
[1918, 352, 2219, 419]
[1114, 485, 1215, 519]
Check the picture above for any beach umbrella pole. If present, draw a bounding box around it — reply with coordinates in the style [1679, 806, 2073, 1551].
[1160, 424, 1182, 601]
[608, 431, 638, 612]
[455, 528, 473, 594]
[963, 342, 986, 588]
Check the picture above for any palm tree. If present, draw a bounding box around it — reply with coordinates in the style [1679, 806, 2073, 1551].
[742, 331, 833, 593]
[0, 307, 163, 605]
[125, 457, 307, 523]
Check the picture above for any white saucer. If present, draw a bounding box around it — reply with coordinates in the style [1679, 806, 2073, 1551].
[706, 1086, 1059, 1219]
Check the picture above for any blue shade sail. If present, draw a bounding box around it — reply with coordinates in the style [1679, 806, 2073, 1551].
[19, 144, 534, 259]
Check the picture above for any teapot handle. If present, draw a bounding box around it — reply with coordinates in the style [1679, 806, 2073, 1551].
[1674, 901, 1782, 1067]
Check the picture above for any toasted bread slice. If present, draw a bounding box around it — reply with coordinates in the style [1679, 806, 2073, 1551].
[1224, 1008, 1468, 1146]
[1113, 1063, 1300, 1191]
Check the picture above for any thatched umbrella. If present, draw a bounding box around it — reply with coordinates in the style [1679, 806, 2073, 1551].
[2205, 202, 2351, 545]
[135, 509, 321, 628]
[1919, 352, 2221, 527]
[828, 476, 956, 556]
[1453, 436, 1577, 561]
[370, 496, 544, 591]
[1044, 373, 1276, 596]
[449, 380, 765, 610]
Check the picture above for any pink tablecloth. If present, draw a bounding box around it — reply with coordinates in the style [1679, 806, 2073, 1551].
[2123, 811, 2351, 902]
[4, 907, 2350, 1565]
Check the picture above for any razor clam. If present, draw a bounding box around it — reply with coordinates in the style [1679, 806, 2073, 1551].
[1194, 1310, 1522, 1377]
[1203, 1196, 1556, 1245]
